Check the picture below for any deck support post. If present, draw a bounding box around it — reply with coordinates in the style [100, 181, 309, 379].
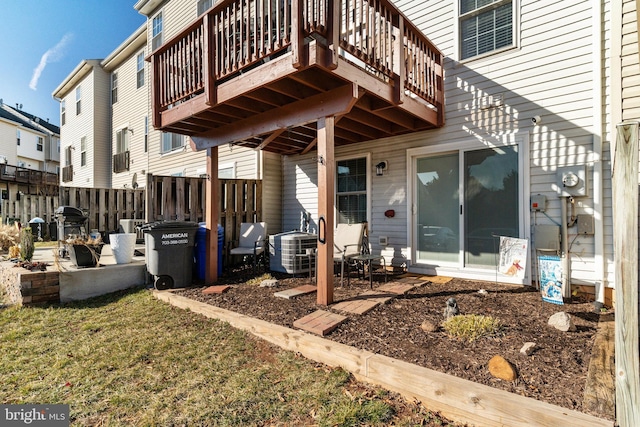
[316, 116, 335, 306]
[205, 146, 219, 285]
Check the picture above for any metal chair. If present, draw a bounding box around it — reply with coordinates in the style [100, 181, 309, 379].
[230, 222, 267, 273]
[333, 222, 367, 286]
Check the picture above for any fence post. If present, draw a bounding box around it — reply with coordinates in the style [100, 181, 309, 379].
[613, 122, 640, 426]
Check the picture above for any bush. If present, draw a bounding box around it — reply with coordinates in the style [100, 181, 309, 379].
[442, 314, 502, 342]
[0, 224, 20, 251]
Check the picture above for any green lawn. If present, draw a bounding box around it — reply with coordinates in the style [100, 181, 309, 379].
[0, 288, 454, 426]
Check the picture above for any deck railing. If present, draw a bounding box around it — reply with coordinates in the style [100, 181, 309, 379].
[150, 0, 443, 121]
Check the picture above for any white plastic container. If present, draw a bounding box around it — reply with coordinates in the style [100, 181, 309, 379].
[110, 233, 136, 264]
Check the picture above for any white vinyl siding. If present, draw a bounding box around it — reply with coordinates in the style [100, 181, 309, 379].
[621, 0, 640, 122]
[279, 0, 612, 286]
[262, 151, 283, 234]
[109, 31, 149, 189]
[58, 61, 111, 187]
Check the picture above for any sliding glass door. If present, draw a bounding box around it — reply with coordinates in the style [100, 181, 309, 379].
[415, 145, 520, 269]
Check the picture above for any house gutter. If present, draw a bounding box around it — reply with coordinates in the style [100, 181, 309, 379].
[592, 0, 606, 304]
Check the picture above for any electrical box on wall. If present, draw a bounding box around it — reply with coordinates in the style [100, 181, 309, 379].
[556, 165, 588, 197]
[577, 214, 594, 235]
[530, 194, 546, 212]
[533, 225, 560, 251]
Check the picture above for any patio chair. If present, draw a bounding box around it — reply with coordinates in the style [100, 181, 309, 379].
[333, 222, 367, 286]
[230, 222, 267, 273]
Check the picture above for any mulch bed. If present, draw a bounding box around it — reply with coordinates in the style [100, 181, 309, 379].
[176, 266, 613, 420]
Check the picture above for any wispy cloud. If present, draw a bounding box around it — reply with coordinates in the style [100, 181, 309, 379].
[29, 33, 74, 91]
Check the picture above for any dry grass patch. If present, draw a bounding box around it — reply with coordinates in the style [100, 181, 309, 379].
[0, 288, 457, 426]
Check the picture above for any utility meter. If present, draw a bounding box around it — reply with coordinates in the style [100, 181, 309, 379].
[562, 172, 579, 188]
[556, 166, 587, 197]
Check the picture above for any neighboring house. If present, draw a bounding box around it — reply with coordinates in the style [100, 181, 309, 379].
[52, 59, 112, 188]
[0, 101, 60, 202]
[137, 0, 640, 307]
[0, 102, 60, 174]
[2, 104, 61, 175]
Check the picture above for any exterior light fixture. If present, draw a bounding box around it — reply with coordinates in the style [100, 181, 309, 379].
[376, 161, 387, 176]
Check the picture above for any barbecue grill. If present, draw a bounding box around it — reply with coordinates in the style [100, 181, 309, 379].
[55, 206, 89, 241]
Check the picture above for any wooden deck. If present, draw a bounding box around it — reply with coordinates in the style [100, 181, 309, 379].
[148, 0, 444, 155]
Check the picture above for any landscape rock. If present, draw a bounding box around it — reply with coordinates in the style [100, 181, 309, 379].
[548, 312, 576, 332]
[488, 355, 517, 381]
[260, 279, 279, 288]
[520, 342, 537, 356]
[420, 320, 438, 333]
[443, 297, 459, 319]
[478, 289, 488, 295]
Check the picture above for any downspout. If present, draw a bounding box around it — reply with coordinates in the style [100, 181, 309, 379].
[592, 0, 606, 304]
[561, 196, 572, 299]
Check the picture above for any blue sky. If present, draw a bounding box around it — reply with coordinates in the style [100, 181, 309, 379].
[0, 0, 146, 126]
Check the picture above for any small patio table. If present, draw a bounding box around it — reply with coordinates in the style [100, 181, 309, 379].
[351, 254, 387, 289]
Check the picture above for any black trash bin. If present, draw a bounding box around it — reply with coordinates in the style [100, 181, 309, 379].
[140, 221, 199, 290]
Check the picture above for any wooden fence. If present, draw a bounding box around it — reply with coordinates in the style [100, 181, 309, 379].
[2, 196, 59, 225]
[2, 176, 262, 266]
[146, 174, 263, 260]
[59, 187, 146, 233]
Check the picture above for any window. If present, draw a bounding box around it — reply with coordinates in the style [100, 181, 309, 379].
[459, 0, 513, 60]
[16, 130, 20, 146]
[161, 132, 184, 153]
[136, 52, 145, 88]
[37, 137, 43, 152]
[61, 100, 66, 125]
[65, 146, 72, 166]
[152, 12, 163, 51]
[144, 116, 148, 152]
[75, 86, 82, 115]
[197, 0, 213, 16]
[218, 162, 235, 178]
[80, 137, 86, 166]
[111, 73, 118, 104]
[116, 128, 129, 154]
[336, 157, 368, 224]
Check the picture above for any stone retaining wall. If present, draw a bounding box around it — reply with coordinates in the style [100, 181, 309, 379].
[0, 265, 60, 306]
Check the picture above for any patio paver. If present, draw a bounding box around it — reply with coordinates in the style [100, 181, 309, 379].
[331, 290, 395, 315]
[376, 281, 416, 295]
[274, 284, 317, 299]
[202, 285, 232, 295]
[395, 276, 429, 286]
[293, 310, 347, 335]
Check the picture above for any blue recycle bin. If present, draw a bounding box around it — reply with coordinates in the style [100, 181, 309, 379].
[195, 223, 224, 280]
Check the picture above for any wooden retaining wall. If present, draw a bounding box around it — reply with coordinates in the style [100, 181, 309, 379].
[153, 291, 612, 427]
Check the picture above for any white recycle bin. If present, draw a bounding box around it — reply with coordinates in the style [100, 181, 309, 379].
[110, 233, 137, 264]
